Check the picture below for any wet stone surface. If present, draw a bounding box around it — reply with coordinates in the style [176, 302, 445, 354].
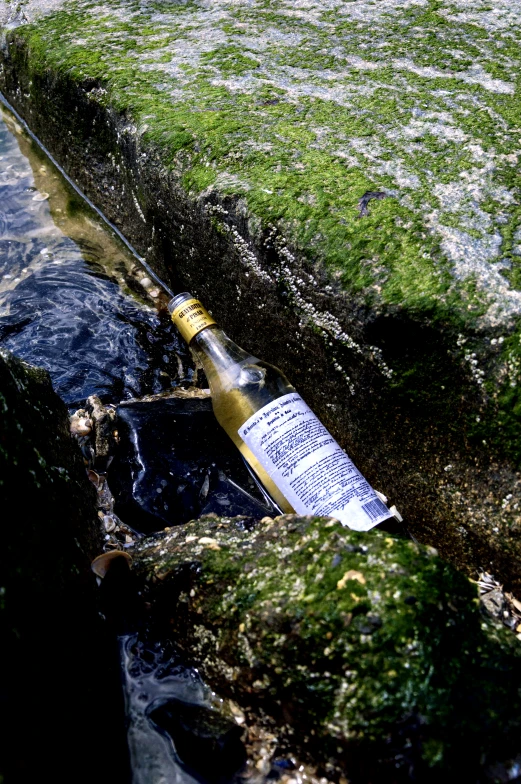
[150, 699, 247, 782]
[108, 394, 276, 533]
[0, 348, 127, 784]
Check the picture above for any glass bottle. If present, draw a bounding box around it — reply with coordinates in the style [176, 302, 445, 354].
[168, 292, 396, 532]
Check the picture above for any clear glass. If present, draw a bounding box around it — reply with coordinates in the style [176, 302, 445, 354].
[191, 326, 296, 512]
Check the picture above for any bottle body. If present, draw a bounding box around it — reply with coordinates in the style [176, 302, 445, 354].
[169, 293, 394, 531]
[190, 324, 296, 512]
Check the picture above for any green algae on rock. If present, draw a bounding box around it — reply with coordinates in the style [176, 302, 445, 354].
[131, 513, 521, 783]
[2, 0, 521, 589]
[4, 0, 521, 321]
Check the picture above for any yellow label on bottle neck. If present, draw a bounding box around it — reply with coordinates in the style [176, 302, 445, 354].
[170, 298, 217, 343]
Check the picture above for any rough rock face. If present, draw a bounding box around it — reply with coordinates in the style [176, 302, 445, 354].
[131, 513, 521, 783]
[0, 349, 126, 783]
[1, 0, 521, 587]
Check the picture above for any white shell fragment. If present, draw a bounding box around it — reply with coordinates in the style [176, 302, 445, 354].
[103, 514, 116, 533]
[198, 536, 221, 550]
[70, 414, 93, 436]
[91, 550, 132, 578]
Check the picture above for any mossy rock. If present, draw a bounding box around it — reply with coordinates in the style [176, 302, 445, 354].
[0, 348, 100, 560]
[131, 513, 521, 783]
[0, 349, 125, 783]
[2, 0, 521, 588]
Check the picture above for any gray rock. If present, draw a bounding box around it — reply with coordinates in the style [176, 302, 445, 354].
[480, 587, 508, 623]
[85, 394, 118, 471]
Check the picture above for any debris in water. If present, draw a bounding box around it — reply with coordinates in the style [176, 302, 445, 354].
[70, 412, 92, 436]
[476, 571, 521, 632]
[70, 406, 141, 550]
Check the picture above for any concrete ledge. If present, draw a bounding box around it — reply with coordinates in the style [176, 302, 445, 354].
[2, 0, 521, 587]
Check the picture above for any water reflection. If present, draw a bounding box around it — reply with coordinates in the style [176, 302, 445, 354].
[0, 100, 188, 406]
[120, 634, 210, 784]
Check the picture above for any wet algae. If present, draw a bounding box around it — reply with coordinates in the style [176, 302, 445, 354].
[132, 513, 521, 782]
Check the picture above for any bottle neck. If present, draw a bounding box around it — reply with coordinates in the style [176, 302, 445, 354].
[168, 292, 259, 384]
[191, 326, 258, 379]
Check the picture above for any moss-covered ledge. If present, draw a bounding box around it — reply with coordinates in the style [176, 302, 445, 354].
[131, 513, 521, 783]
[2, 0, 521, 587]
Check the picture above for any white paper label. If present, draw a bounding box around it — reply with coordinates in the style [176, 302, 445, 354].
[239, 393, 392, 531]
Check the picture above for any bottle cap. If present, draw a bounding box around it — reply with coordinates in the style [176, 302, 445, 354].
[167, 292, 192, 314]
[169, 293, 217, 343]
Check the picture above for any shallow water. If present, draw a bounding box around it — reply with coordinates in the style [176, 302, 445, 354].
[120, 633, 214, 784]
[0, 97, 189, 406]
[0, 95, 213, 782]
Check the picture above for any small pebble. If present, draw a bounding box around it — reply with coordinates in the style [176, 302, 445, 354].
[228, 700, 246, 724]
[87, 469, 100, 487]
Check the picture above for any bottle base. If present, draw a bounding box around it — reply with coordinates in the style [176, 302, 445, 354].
[373, 516, 411, 539]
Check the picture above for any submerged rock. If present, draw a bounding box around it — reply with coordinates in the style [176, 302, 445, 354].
[150, 700, 247, 782]
[0, 349, 127, 783]
[108, 395, 276, 532]
[131, 514, 521, 783]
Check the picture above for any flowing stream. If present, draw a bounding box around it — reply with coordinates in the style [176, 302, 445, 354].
[0, 95, 190, 407]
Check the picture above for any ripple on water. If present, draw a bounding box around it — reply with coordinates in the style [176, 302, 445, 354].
[0, 100, 188, 405]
